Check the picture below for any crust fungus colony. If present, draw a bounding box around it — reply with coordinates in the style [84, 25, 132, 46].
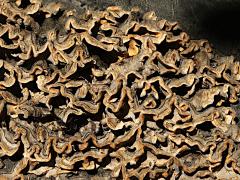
[0, 0, 240, 179]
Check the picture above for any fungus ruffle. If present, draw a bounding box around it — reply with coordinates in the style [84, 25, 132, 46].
[0, 0, 240, 179]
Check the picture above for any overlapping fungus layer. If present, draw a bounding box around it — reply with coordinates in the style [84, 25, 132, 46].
[0, 0, 240, 179]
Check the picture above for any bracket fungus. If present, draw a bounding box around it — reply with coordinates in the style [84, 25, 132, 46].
[0, 0, 240, 179]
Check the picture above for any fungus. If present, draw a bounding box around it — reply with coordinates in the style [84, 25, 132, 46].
[0, 0, 239, 179]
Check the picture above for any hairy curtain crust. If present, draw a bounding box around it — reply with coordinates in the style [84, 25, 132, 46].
[0, 0, 239, 179]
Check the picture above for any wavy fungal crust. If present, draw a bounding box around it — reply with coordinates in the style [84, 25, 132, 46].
[0, 0, 240, 179]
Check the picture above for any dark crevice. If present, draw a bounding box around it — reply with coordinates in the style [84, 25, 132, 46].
[0, 105, 10, 130]
[188, 128, 198, 136]
[156, 118, 168, 130]
[116, 14, 129, 24]
[35, 102, 48, 109]
[0, 14, 7, 24]
[172, 29, 182, 36]
[163, 110, 174, 121]
[102, 29, 113, 37]
[20, 163, 30, 175]
[140, 115, 149, 133]
[91, 21, 101, 38]
[95, 123, 104, 136]
[209, 59, 218, 68]
[20, 48, 51, 70]
[6, 75, 22, 98]
[196, 121, 215, 132]
[36, 34, 48, 46]
[133, 27, 149, 35]
[114, 97, 130, 119]
[21, 76, 40, 93]
[127, 73, 138, 87]
[161, 71, 184, 81]
[181, 48, 199, 58]
[176, 145, 200, 159]
[0, 47, 22, 61]
[146, 71, 160, 80]
[52, 10, 64, 20]
[128, 26, 155, 35]
[49, 95, 67, 107]
[94, 73, 106, 82]
[109, 81, 123, 102]
[126, 149, 146, 169]
[215, 76, 232, 84]
[56, 61, 66, 70]
[83, 91, 93, 101]
[9, 142, 24, 162]
[184, 167, 209, 177]
[157, 39, 181, 56]
[32, 147, 57, 169]
[75, 28, 87, 33]
[72, 160, 84, 172]
[234, 117, 240, 127]
[63, 45, 75, 54]
[19, 113, 58, 124]
[128, 26, 148, 35]
[81, 140, 93, 153]
[84, 40, 121, 68]
[111, 126, 128, 137]
[25, 25, 33, 31]
[30, 11, 46, 26]
[171, 84, 193, 97]
[87, 97, 105, 121]
[68, 62, 93, 82]
[157, 138, 168, 148]
[130, 176, 139, 180]
[0, 66, 9, 81]
[152, 81, 166, 101]
[46, 73, 59, 85]
[135, 87, 148, 103]
[114, 129, 137, 149]
[1, 31, 13, 45]
[69, 86, 79, 95]
[18, 0, 31, 9]
[175, 128, 188, 135]
[85, 157, 99, 175]
[64, 114, 89, 135]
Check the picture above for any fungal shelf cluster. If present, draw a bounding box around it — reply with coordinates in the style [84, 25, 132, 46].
[0, 0, 240, 179]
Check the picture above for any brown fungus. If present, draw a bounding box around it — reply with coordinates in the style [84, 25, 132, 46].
[0, 1, 240, 179]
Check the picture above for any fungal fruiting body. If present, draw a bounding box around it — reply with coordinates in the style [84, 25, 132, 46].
[0, 0, 240, 179]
